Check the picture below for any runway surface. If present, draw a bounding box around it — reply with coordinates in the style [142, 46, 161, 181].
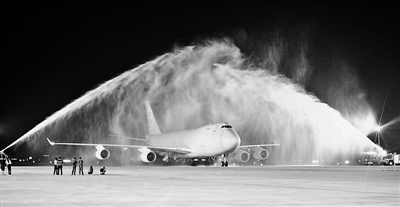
[0, 165, 399, 206]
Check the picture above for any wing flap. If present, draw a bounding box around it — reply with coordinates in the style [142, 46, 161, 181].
[147, 147, 191, 154]
[109, 134, 148, 142]
[238, 144, 280, 149]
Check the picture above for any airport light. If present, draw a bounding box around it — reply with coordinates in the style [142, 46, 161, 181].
[374, 125, 383, 146]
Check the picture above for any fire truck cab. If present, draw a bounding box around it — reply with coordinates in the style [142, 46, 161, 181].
[383, 153, 400, 166]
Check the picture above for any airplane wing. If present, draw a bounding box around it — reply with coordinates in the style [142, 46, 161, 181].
[146, 147, 191, 154]
[46, 138, 191, 154]
[238, 144, 280, 148]
[109, 134, 148, 142]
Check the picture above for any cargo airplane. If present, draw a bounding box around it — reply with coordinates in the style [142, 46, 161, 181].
[47, 101, 279, 166]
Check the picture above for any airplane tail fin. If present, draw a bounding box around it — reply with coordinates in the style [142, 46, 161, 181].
[144, 101, 161, 134]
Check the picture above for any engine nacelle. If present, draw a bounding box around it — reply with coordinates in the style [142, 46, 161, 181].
[234, 149, 250, 162]
[95, 148, 110, 160]
[140, 151, 157, 163]
[252, 147, 269, 160]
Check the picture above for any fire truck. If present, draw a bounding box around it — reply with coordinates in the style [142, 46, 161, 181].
[382, 153, 400, 166]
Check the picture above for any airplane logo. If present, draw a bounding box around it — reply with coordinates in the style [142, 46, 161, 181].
[47, 100, 279, 166]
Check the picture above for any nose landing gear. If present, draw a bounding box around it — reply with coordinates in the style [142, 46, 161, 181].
[221, 154, 229, 167]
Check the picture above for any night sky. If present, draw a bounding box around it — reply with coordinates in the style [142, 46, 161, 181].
[1, 2, 399, 152]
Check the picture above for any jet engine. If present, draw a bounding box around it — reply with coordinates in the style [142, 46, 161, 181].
[234, 149, 250, 162]
[140, 151, 157, 163]
[252, 147, 269, 160]
[95, 147, 110, 160]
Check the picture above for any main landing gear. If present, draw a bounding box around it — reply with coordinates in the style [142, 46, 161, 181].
[221, 154, 229, 167]
[191, 158, 198, 166]
[190, 157, 215, 166]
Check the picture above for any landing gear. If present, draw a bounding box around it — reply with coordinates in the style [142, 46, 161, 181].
[206, 157, 215, 166]
[191, 158, 198, 166]
[205, 157, 211, 166]
[221, 154, 229, 167]
[162, 155, 169, 162]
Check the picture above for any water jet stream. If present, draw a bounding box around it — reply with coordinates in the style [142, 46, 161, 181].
[3, 41, 383, 164]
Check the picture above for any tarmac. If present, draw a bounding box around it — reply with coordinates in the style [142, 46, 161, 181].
[0, 165, 399, 206]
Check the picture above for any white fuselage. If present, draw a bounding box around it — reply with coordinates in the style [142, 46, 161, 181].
[145, 123, 241, 158]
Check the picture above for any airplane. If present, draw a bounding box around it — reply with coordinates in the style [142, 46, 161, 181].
[47, 101, 280, 167]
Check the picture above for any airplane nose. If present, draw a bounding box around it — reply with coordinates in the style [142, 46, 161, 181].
[221, 130, 240, 152]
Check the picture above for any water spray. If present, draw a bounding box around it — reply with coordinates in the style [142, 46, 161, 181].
[2, 40, 383, 164]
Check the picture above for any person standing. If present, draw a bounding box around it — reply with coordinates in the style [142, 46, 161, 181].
[78, 157, 84, 175]
[53, 158, 58, 175]
[6, 157, 12, 175]
[57, 157, 63, 175]
[1, 157, 6, 175]
[71, 157, 77, 175]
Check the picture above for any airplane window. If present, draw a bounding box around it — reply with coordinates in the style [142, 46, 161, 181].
[221, 125, 232, 128]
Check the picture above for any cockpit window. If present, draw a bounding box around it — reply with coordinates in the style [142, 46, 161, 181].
[221, 125, 232, 128]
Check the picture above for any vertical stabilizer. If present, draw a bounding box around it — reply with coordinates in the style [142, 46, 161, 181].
[144, 101, 161, 134]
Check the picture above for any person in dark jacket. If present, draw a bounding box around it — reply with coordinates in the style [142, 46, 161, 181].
[100, 166, 106, 175]
[1, 157, 6, 175]
[78, 157, 84, 175]
[71, 157, 77, 175]
[88, 165, 93, 175]
[57, 157, 63, 175]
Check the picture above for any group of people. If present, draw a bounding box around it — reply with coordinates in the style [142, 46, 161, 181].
[53, 157, 84, 175]
[1, 154, 12, 175]
[70, 157, 84, 175]
[87, 165, 106, 175]
[53, 156, 106, 175]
